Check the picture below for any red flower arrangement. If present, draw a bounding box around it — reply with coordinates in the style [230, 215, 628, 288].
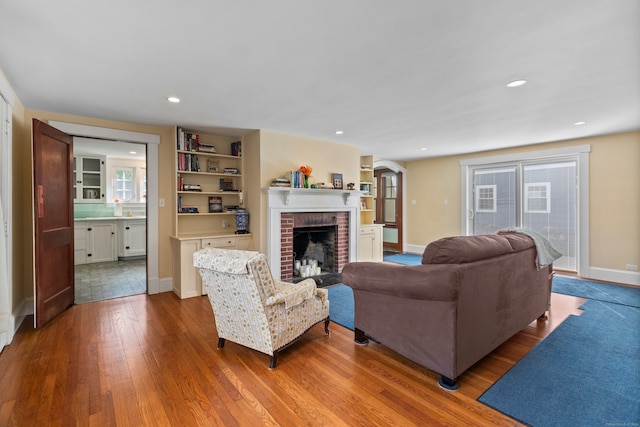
[299, 165, 312, 177]
[299, 165, 312, 188]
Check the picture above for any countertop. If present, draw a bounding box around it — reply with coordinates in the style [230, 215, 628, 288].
[74, 216, 146, 221]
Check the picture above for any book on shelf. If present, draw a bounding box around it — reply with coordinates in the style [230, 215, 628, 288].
[231, 141, 241, 157]
[207, 159, 219, 172]
[223, 167, 239, 174]
[177, 153, 200, 172]
[197, 144, 216, 153]
[180, 206, 199, 214]
[177, 128, 200, 151]
[177, 195, 199, 213]
[219, 178, 234, 191]
[208, 196, 223, 213]
[286, 170, 309, 188]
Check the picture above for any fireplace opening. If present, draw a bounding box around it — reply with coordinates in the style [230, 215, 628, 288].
[280, 211, 349, 285]
[293, 225, 337, 278]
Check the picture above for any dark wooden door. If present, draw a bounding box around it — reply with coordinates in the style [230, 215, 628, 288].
[375, 168, 403, 253]
[33, 119, 74, 327]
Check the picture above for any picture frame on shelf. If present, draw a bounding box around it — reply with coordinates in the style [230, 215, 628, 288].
[332, 173, 343, 190]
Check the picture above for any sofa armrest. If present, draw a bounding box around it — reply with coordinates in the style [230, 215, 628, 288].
[342, 262, 459, 301]
[265, 278, 316, 309]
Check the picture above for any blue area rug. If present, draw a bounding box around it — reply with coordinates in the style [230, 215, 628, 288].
[383, 253, 421, 265]
[327, 284, 354, 330]
[552, 275, 640, 308]
[479, 299, 640, 426]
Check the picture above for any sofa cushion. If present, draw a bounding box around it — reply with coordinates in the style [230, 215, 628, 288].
[422, 234, 515, 264]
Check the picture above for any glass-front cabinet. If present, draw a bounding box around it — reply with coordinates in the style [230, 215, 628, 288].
[73, 155, 105, 202]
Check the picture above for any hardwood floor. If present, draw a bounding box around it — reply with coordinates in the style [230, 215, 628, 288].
[0, 291, 585, 426]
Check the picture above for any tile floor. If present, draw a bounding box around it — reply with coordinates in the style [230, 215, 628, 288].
[75, 258, 147, 304]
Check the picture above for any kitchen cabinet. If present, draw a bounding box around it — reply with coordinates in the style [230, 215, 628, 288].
[88, 221, 117, 263]
[170, 233, 253, 299]
[75, 220, 117, 264]
[73, 155, 105, 202]
[118, 219, 146, 258]
[74, 222, 88, 265]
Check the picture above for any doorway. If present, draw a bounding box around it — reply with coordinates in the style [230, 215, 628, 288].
[48, 120, 161, 297]
[73, 138, 147, 303]
[375, 168, 403, 253]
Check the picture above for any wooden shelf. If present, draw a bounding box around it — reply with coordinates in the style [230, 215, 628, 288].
[177, 170, 242, 177]
[177, 212, 236, 216]
[178, 191, 241, 195]
[177, 150, 240, 160]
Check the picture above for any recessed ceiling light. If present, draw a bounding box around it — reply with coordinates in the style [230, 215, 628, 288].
[335, 130, 344, 135]
[167, 97, 181, 103]
[420, 148, 427, 151]
[129, 151, 137, 154]
[574, 121, 586, 126]
[507, 79, 527, 88]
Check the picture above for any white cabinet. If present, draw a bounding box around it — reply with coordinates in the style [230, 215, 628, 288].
[87, 221, 117, 263]
[118, 219, 146, 258]
[358, 224, 384, 262]
[170, 234, 253, 299]
[75, 220, 117, 264]
[74, 222, 88, 265]
[74, 155, 105, 202]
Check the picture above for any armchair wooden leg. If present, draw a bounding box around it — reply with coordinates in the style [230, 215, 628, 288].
[269, 352, 278, 369]
[538, 313, 549, 321]
[217, 338, 226, 349]
[324, 318, 330, 335]
[354, 328, 369, 346]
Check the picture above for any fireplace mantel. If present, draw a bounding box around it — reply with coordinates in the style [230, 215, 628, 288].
[265, 187, 361, 280]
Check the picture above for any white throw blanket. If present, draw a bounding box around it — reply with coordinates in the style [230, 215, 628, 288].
[500, 227, 563, 269]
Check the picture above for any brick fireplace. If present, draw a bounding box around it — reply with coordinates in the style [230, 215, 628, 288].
[280, 211, 349, 281]
[265, 188, 360, 281]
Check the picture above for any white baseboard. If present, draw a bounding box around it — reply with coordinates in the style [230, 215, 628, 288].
[157, 277, 173, 294]
[587, 267, 640, 287]
[0, 297, 33, 353]
[404, 244, 425, 255]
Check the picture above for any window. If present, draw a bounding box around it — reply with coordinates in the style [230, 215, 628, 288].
[114, 167, 135, 202]
[476, 185, 497, 212]
[140, 168, 147, 201]
[525, 182, 550, 213]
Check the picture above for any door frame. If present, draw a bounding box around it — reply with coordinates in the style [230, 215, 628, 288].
[0, 87, 13, 349]
[49, 121, 161, 294]
[373, 160, 407, 253]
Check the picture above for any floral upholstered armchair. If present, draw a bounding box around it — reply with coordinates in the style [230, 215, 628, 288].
[193, 247, 330, 368]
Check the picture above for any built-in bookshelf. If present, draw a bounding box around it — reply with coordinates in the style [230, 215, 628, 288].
[174, 128, 244, 236]
[359, 155, 374, 225]
[358, 155, 383, 261]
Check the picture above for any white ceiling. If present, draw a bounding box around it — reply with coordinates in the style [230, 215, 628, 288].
[1, 0, 638, 161]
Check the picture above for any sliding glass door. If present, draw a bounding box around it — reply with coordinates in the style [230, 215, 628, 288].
[471, 160, 577, 271]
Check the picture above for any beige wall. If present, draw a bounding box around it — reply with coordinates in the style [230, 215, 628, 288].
[254, 130, 360, 253]
[10, 95, 25, 314]
[19, 110, 175, 301]
[405, 131, 640, 272]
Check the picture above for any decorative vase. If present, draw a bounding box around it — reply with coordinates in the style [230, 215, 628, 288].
[235, 209, 249, 234]
[304, 177, 309, 188]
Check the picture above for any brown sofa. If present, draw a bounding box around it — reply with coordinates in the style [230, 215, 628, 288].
[341, 232, 554, 390]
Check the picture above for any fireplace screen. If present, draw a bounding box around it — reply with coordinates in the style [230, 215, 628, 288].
[293, 226, 336, 278]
